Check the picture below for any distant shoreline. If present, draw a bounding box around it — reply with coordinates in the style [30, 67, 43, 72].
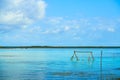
[0, 46, 120, 49]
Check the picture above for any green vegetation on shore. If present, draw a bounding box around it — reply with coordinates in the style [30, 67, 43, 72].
[0, 46, 120, 49]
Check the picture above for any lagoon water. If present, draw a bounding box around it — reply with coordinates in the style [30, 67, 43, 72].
[0, 48, 120, 80]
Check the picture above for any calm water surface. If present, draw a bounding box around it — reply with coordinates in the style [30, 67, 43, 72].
[0, 48, 120, 80]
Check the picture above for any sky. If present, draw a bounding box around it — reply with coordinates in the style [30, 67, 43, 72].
[0, 0, 120, 46]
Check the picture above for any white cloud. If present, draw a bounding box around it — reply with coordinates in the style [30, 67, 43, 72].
[42, 28, 61, 34]
[107, 27, 115, 32]
[64, 26, 70, 31]
[0, 0, 47, 25]
[21, 25, 41, 33]
[47, 17, 63, 25]
[45, 17, 117, 36]
[21, 25, 28, 29]
[37, 0, 47, 19]
[12, 0, 23, 6]
[0, 11, 33, 25]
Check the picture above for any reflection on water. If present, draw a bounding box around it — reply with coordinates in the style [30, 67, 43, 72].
[0, 48, 120, 80]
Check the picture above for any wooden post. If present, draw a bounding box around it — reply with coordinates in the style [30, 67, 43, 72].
[71, 51, 79, 61]
[74, 51, 79, 61]
[91, 52, 94, 61]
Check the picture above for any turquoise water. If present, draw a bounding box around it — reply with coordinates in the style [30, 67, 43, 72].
[0, 48, 120, 80]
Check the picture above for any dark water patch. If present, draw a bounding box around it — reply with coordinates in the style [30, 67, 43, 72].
[0, 55, 20, 57]
[102, 73, 119, 80]
[114, 78, 120, 80]
[51, 72, 72, 76]
[51, 71, 96, 77]
[75, 72, 96, 77]
[114, 68, 120, 70]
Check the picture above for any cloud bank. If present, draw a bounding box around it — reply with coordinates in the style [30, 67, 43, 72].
[0, 0, 47, 25]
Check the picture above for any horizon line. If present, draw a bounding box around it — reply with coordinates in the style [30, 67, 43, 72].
[0, 45, 120, 48]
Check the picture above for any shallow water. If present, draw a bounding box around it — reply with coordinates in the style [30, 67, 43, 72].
[0, 48, 120, 80]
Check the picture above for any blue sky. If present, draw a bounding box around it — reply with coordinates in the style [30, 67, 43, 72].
[0, 0, 120, 46]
